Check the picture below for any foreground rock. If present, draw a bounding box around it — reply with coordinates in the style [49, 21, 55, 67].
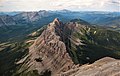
[60, 57, 120, 76]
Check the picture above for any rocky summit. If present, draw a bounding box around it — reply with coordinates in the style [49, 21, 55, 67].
[16, 18, 74, 76]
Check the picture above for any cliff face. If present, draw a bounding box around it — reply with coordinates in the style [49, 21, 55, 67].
[17, 18, 74, 76]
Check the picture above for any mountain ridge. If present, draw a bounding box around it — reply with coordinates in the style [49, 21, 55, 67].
[14, 18, 120, 76]
[16, 18, 75, 76]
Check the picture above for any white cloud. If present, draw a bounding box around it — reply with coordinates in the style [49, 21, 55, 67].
[0, 0, 119, 12]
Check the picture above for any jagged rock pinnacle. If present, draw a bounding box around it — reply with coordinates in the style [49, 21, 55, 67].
[17, 18, 74, 76]
[53, 18, 60, 25]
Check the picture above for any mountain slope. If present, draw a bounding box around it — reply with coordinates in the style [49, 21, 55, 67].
[14, 18, 120, 76]
[15, 18, 74, 76]
[64, 19, 120, 64]
[0, 18, 120, 76]
[13, 10, 55, 25]
[0, 15, 16, 27]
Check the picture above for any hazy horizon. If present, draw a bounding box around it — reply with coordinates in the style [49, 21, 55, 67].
[0, 0, 119, 12]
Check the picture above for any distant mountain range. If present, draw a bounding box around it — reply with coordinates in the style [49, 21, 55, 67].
[0, 10, 120, 27]
[0, 10, 120, 42]
[0, 15, 16, 27]
[53, 10, 120, 26]
[0, 12, 20, 16]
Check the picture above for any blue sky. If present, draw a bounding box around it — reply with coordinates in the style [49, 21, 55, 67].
[0, 0, 120, 12]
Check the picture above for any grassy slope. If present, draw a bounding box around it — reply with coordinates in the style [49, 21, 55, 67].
[67, 22, 120, 64]
[0, 26, 45, 76]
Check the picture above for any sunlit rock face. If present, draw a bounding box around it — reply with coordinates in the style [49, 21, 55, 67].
[17, 18, 74, 76]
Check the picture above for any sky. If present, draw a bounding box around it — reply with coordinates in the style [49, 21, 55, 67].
[0, 0, 120, 12]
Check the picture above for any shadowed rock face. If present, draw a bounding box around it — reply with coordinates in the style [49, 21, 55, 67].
[17, 18, 74, 76]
